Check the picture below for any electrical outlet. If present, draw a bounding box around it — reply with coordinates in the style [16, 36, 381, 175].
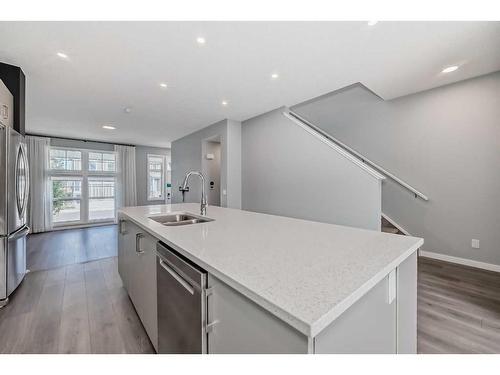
[471, 239, 480, 249]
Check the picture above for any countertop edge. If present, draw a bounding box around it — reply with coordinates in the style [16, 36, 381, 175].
[119, 209, 422, 338]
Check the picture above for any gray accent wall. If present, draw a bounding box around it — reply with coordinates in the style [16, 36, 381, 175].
[292, 72, 500, 265]
[171, 119, 242, 209]
[202, 140, 222, 206]
[241, 107, 382, 230]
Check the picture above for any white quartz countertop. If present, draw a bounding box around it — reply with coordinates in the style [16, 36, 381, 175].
[119, 203, 423, 337]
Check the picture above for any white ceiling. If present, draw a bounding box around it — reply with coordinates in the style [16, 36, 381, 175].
[0, 21, 499, 148]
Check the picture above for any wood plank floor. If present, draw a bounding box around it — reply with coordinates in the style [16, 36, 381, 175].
[418, 256, 500, 354]
[0, 257, 154, 354]
[27, 225, 117, 271]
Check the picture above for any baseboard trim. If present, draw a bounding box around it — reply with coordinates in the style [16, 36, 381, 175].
[419, 250, 500, 273]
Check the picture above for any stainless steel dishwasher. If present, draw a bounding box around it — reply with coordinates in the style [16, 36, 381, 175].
[156, 241, 208, 354]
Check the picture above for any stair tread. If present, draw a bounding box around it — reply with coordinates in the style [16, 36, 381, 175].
[382, 226, 400, 234]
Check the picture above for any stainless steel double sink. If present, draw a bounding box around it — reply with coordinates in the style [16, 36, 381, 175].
[149, 212, 214, 227]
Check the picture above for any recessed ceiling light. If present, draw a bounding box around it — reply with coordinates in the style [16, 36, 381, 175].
[159, 83, 168, 88]
[124, 107, 132, 114]
[196, 37, 206, 45]
[367, 21, 378, 26]
[442, 65, 459, 73]
[102, 125, 116, 130]
[221, 100, 228, 106]
[56, 52, 69, 59]
[271, 73, 279, 80]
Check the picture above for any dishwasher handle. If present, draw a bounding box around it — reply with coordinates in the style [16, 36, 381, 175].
[158, 258, 195, 295]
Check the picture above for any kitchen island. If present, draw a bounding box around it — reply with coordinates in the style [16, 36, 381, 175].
[117, 203, 423, 354]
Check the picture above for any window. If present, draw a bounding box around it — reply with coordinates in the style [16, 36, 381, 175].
[51, 177, 82, 223]
[48, 147, 117, 227]
[50, 149, 82, 171]
[89, 151, 116, 172]
[89, 178, 115, 220]
[147, 154, 165, 201]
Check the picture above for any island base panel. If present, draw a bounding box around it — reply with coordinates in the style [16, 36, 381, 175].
[207, 275, 309, 354]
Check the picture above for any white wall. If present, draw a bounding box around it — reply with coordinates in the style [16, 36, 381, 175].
[241, 107, 382, 230]
[292, 72, 500, 265]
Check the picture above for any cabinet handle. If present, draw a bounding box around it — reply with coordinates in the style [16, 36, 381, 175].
[136, 233, 145, 255]
[206, 320, 219, 334]
[119, 220, 128, 235]
[205, 287, 217, 334]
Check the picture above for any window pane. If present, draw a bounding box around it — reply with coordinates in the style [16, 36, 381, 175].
[89, 152, 102, 171]
[148, 173, 163, 199]
[53, 200, 81, 223]
[89, 152, 102, 161]
[50, 157, 65, 170]
[52, 178, 82, 223]
[89, 178, 115, 221]
[89, 178, 115, 198]
[89, 198, 115, 220]
[148, 156, 163, 171]
[103, 160, 116, 172]
[67, 150, 81, 158]
[51, 149, 65, 157]
[50, 149, 82, 171]
[88, 152, 116, 172]
[49, 149, 65, 170]
[53, 179, 82, 199]
[147, 155, 164, 200]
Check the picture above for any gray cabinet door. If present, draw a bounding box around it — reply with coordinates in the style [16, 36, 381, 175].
[207, 275, 308, 354]
[117, 219, 137, 292]
[118, 219, 158, 352]
[134, 231, 158, 351]
[118, 220, 142, 313]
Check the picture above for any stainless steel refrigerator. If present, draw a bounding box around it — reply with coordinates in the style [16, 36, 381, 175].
[0, 79, 29, 307]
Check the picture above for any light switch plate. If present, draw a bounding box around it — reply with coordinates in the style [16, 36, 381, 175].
[472, 239, 480, 249]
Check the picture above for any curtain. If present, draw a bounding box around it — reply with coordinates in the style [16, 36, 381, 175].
[26, 135, 52, 233]
[115, 145, 137, 212]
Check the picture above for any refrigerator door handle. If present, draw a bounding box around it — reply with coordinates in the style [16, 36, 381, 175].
[21, 144, 29, 218]
[15, 144, 22, 217]
[8, 226, 30, 240]
[14, 144, 29, 220]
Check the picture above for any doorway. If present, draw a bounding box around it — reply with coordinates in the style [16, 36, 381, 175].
[201, 136, 222, 206]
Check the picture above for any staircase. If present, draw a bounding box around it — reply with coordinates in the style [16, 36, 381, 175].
[282, 108, 426, 237]
[381, 216, 403, 235]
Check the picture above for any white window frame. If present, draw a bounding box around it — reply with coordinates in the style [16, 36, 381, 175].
[147, 154, 165, 201]
[48, 146, 118, 227]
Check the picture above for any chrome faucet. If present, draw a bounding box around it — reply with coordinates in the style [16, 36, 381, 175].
[181, 171, 207, 216]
